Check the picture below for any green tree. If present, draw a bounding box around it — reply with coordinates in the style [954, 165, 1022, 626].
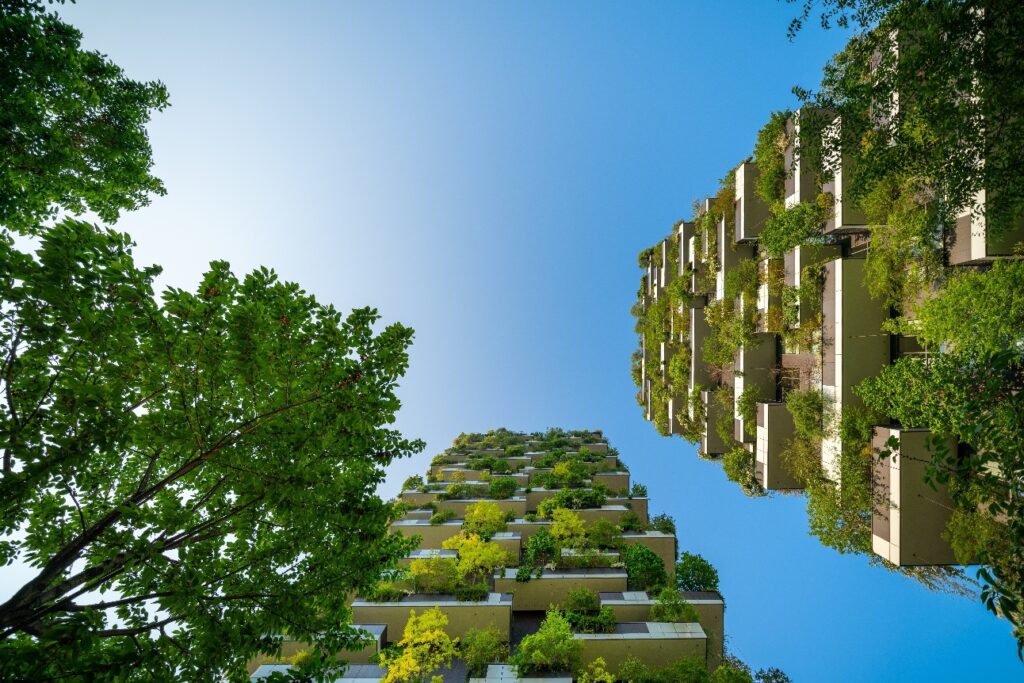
[0, 1, 169, 233]
[463, 501, 507, 539]
[675, 553, 720, 592]
[649, 587, 700, 624]
[379, 608, 458, 683]
[460, 626, 508, 678]
[623, 544, 667, 592]
[510, 609, 582, 675]
[0, 221, 422, 680]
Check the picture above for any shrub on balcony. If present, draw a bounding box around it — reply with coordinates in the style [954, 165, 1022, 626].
[559, 549, 614, 570]
[487, 477, 518, 500]
[402, 475, 425, 491]
[408, 557, 458, 594]
[454, 584, 489, 602]
[649, 587, 700, 623]
[578, 658, 615, 683]
[623, 544, 668, 591]
[736, 385, 761, 438]
[537, 489, 607, 518]
[379, 607, 458, 683]
[442, 533, 510, 586]
[429, 509, 455, 525]
[461, 626, 509, 677]
[785, 388, 824, 441]
[564, 588, 616, 633]
[552, 458, 589, 488]
[364, 582, 407, 603]
[675, 552, 719, 592]
[587, 519, 623, 550]
[722, 446, 764, 498]
[504, 444, 526, 458]
[463, 501, 507, 539]
[648, 513, 676, 535]
[630, 482, 648, 498]
[618, 511, 645, 533]
[510, 609, 582, 675]
[550, 508, 588, 548]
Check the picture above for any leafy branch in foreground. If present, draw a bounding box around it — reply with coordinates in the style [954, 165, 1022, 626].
[0, 221, 423, 681]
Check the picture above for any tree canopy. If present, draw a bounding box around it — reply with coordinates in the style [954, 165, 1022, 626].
[0, 221, 423, 680]
[0, 0, 169, 233]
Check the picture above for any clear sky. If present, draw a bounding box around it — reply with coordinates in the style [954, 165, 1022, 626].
[56, 1, 1019, 680]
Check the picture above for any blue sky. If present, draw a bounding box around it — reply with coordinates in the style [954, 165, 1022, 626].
[57, 2, 1019, 680]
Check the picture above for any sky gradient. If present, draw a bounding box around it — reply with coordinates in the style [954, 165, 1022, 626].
[56, 2, 1020, 680]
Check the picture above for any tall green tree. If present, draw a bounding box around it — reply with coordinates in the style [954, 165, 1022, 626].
[1, 0, 169, 233]
[0, 221, 423, 680]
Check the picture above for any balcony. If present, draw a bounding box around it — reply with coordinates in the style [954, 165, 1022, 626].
[820, 258, 890, 482]
[783, 110, 819, 208]
[390, 518, 464, 548]
[821, 117, 867, 235]
[949, 189, 1024, 265]
[592, 471, 630, 492]
[783, 244, 842, 329]
[575, 622, 707, 675]
[872, 427, 958, 566]
[677, 222, 695, 278]
[246, 624, 386, 674]
[620, 531, 676, 579]
[699, 390, 729, 457]
[252, 664, 386, 682]
[715, 216, 754, 301]
[470, 665, 572, 683]
[733, 333, 777, 444]
[734, 161, 769, 243]
[351, 593, 513, 642]
[599, 591, 724, 669]
[754, 402, 803, 491]
[493, 568, 627, 611]
[435, 497, 528, 519]
[689, 301, 711, 393]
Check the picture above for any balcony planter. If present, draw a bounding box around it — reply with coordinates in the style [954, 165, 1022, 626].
[599, 592, 724, 670]
[351, 593, 513, 643]
[390, 518, 464, 549]
[469, 664, 571, 683]
[592, 471, 629, 493]
[872, 427, 958, 566]
[245, 625, 386, 674]
[435, 497, 527, 519]
[574, 622, 707, 675]
[493, 568, 627, 611]
[754, 403, 802, 491]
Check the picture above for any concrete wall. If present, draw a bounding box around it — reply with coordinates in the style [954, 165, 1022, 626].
[577, 625, 707, 675]
[493, 570, 627, 611]
[621, 532, 676, 579]
[434, 498, 527, 519]
[593, 472, 630, 493]
[351, 597, 511, 643]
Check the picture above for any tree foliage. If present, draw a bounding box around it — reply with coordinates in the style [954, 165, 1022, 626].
[0, 0, 169, 233]
[0, 222, 422, 680]
[379, 608, 457, 683]
[509, 609, 581, 675]
[675, 552, 720, 592]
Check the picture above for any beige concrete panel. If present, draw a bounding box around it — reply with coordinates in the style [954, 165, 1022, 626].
[493, 570, 627, 611]
[577, 629, 706, 676]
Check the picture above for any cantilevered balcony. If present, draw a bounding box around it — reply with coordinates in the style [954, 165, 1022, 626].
[783, 243, 842, 330]
[677, 221, 695, 278]
[575, 623, 707, 674]
[689, 298, 711, 394]
[733, 333, 777, 444]
[821, 116, 867, 235]
[872, 427, 958, 567]
[599, 591, 724, 669]
[820, 258, 889, 482]
[734, 160, 769, 243]
[783, 110, 820, 209]
[754, 402, 802, 491]
[699, 389, 729, 457]
[949, 189, 1024, 266]
[715, 216, 754, 301]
